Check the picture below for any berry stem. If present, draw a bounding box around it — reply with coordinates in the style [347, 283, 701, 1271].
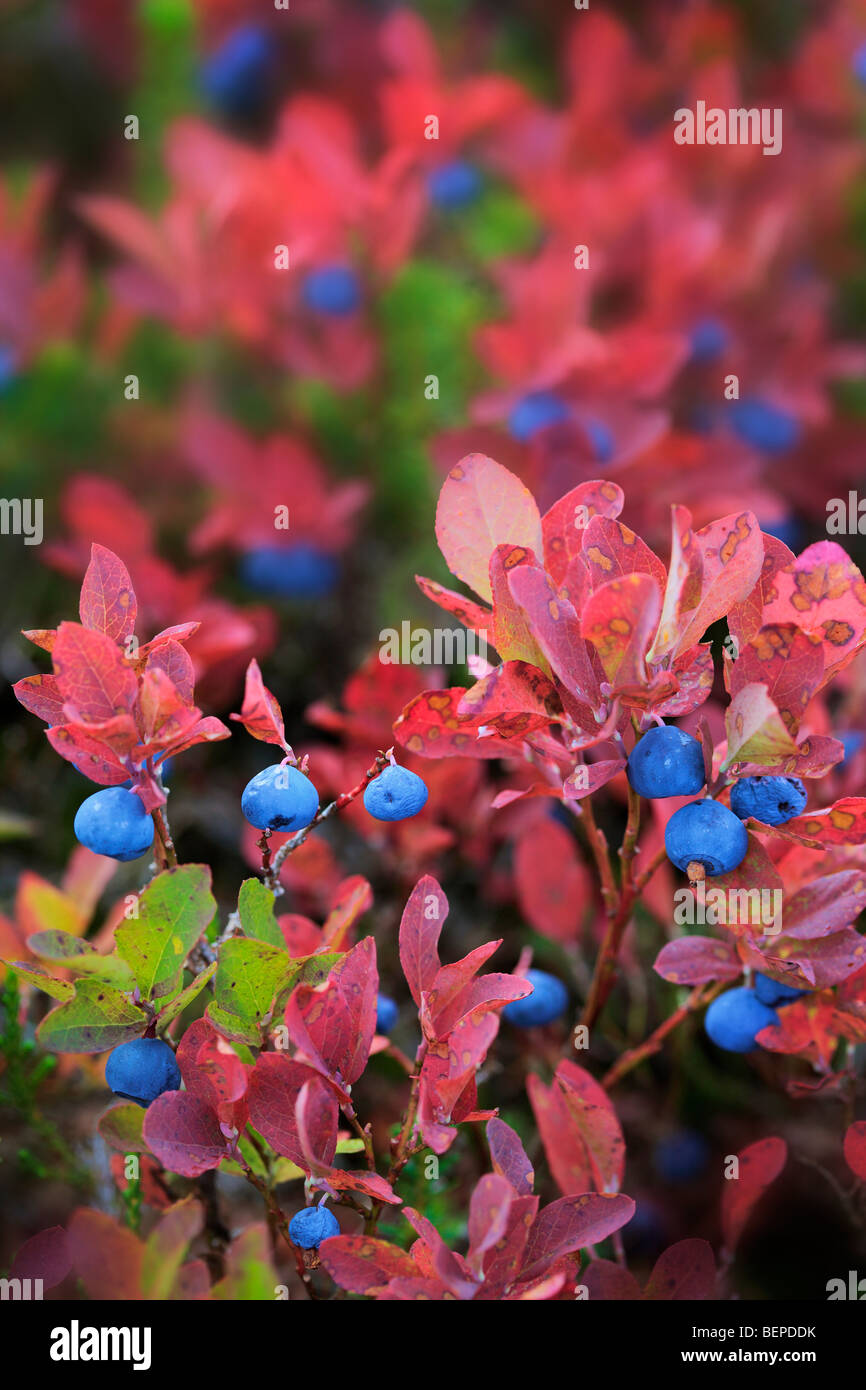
[578, 783, 641, 1034]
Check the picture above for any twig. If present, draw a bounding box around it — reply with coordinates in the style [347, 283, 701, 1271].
[601, 982, 724, 1089]
[578, 784, 641, 1033]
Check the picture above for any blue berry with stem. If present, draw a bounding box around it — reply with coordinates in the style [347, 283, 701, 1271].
[74, 786, 154, 862]
[105, 1037, 181, 1107]
[241, 763, 319, 832]
[665, 798, 748, 878]
[363, 764, 428, 822]
[729, 775, 807, 826]
[289, 1204, 340, 1249]
[627, 724, 706, 799]
[704, 986, 778, 1052]
[503, 969, 569, 1028]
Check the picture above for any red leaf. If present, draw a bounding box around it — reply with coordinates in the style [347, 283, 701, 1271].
[783, 872, 866, 940]
[51, 621, 137, 723]
[513, 818, 591, 943]
[246, 1053, 323, 1167]
[467, 1173, 515, 1276]
[727, 624, 824, 738]
[13, 674, 66, 725]
[644, 1239, 715, 1300]
[520, 1193, 635, 1281]
[320, 875, 373, 951]
[67, 1208, 143, 1300]
[394, 687, 530, 758]
[319, 1235, 418, 1296]
[582, 515, 667, 595]
[145, 640, 195, 704]
[528, 1072, 593, 1196]
[676, 511, 764, 655]
[557, 1060, 625, 1193]
[486, 1116, 534, 1196]
[399, 874, 447, 1008]
[654, 936, 742, 986]
[562, 759, 627, 801]
[142, 1092, 227, 1177]
[780, 798, 866, 848]
[10, 1225, 71, 1290]
[46, 724, 131, 785]
[542, 480, 624, 595]
[284, 937, 378, 1088]
[295, 1077, 339, 1173]
[435, 454, 544, 604]
[230, 658, 290, 751]
[176, 1017, 249, 1132]
[79, 543, 137, 644]
[489, 545, 550, 668]
[507, 563, 602, 719]
[721, 1137, 787, 1252]
[760, 541, 866, 681]
[415, 574, 492, 635]
[458, 659, 562, 734]
[583, 1258, 642, 1300]
[843, 1123, 866, 1181]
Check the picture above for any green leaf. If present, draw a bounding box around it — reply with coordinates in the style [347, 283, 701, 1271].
[28, 930, 135, 988]
[115, 865, 216, 1001]
[142, 1197, 203, 1301]
[271, 950, 343, 1013]
[237, 878, 284, 948]
[37, 979, 146, 1054]
[155, 961, 217, 1030]
[205, 937, 293, 1044]
[98, 1103, 149, 1153]
[2, 960, 74, 1001]
[211, 1225, 277, 1301]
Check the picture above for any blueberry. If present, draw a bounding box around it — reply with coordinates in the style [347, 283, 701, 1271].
[584, 419, 615, 463]
[105, 1037, 182, 1107]
[838, 731, 864, 767]
[0, 345, 17, 392]
[759, 515, 802, 553]
[73, 787, 154, 862]
[375, 993, 399, 1034]
[503, 969, 569, 1028]
[242, 764, 319, 832]
[200, 25, 273, 114]
[729, 398, 801, 454]
[688, 317, 729, 363]
[363, 765, 428, 822]
[239, 545, 338, 599]
[626, 725, 706, 799]
[729, 776, 807, 826]
[754, 972, 808, 1007]
[289, 1204, 340, 1249]
[664, 799, 748, 877]
[427, 160, 483, 210]
[301, 265, 362, 317]
[653, 1129, 710, 1183]
[853, 41, 866, 85]
[704, 986, 778, 1052]
[507, 391, 571, 442]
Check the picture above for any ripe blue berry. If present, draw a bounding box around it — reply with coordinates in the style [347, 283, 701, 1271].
[754, 972, 808, 1007]
[839, 731, 865, 766]
[583, 418, 615, 463]
[627, 725, 706, 799]
[503, 969, 569, 1028]
[363, 765, 428, 822]
[507, 391, 570, 441]
[729, 775, 807, 826]
[427, 160, 483, 209]
[73, 787, 154, 862]
[664, 798, 748, 877]
[704, 986, 778, 1052]
[239, 544, 338, 599]
[289, 1205, 340, 1249]
[689, 317, 729, 363]
[201, 25, 272, 114]
[729, 397, 801, 454]
[854, 42, 866, 85]
[759, 515, 802, 552]
[242, 764, 319, 832]
[301, 265, 361, 316]
[376, 993, 399, 1034]
[653, 1129, 709, 1183]
[105, 1037, 182, 1107]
